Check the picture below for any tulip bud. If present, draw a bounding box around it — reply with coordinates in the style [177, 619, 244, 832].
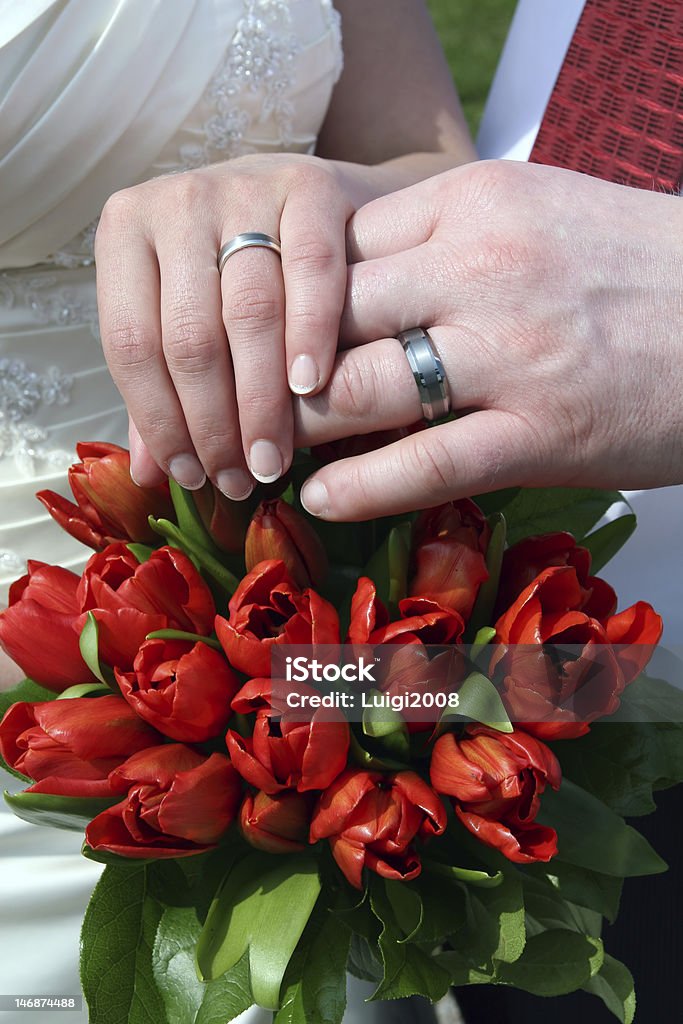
[245, 500, 327, 588]
[240, 790, 312, 853]
[193, 482, 250, 555]
[37, 442, 173, 550]
[409, 499, 490, 620]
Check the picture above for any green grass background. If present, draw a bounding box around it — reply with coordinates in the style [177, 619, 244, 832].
[426, 0, 518, 133]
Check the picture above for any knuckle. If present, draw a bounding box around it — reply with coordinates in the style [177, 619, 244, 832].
[97, 188, 140, 236]
[329, 350, 375, 420]
[228, 287, 282, 332]
[103, 321, 158, 373]
[285, 236, 340, 278]
[164, 313, 218, 372]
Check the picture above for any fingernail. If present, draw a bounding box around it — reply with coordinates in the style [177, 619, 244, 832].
[249, 440, 283, 484]
[168, 454, 206, 491]
[300, 478, 329, 517]
[289, 354, 320, 395]
[216, 469, 254, 501]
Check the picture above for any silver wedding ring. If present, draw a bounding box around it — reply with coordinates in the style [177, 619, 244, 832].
[218, 232, 282, 274]
[398, 328, 451, 423]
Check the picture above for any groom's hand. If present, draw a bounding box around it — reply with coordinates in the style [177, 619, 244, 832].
[294, 161, 683, 520]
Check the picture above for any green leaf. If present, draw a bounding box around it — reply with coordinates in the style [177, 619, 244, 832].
[467, 513, 506, 639]
[472, 488, 521, 517]
[400, 871, 467, 944]
[4, 789, 118, 831]
[363, 522, 412, 615]
[581, 514, 637, 573]
[452, 671, 513, 733]
[348, 729, 410, 772]
[424, 861, 503, 890]
[466, 873, 526, 965]
[368, 878, 451, 1002]
[537, 779, 667, 877]
[152, 905, 255, 1024]
[81, 864, 166, 1024]
[617, 673, 683, 727]
[194, 953, 254, 1024]
[196, 853, 321, 1010]
[57, 682, 111, 699]
[525, 861, 623, 923]
[145, 629, 223, 652]
[495, 930, 603, 996]
[583, 953, 636, 1024]
[470, 627, 497, 663]
[169, 480, 221, 555]
[275, 904, 351, 1024]
[127, 543, 155, 563]
[498, 488, 622, 546]
[78, 611, 113, 686]
[0, 677, 57, 781]
[362, 692, 408, 739]
[149, 517, 239, 596]
[347, 933, 383, 984]
[557, 720, 683, 818]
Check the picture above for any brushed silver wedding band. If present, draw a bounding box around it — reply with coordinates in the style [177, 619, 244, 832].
[398, 327, 451, 423]
[218, 232, 282, 274]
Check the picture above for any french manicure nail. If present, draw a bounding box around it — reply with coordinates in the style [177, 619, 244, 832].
[300, 478, 329, 517]
[216, 469, 254, 501]
[289, 353, 320, 395]
[168, 454, 206, 491]
[249, 439, 283, 484]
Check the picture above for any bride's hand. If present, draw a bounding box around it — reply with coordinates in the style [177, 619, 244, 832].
[95, 154, 357, 498]
[293, 161, 683, 520]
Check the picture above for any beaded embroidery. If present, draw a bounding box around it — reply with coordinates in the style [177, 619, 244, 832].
[0, 357, 74, 477]
[179, 0, 301, 169]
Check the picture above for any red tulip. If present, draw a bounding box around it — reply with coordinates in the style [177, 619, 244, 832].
[0, 562, 96, 691]
[116, 638, 239, 742]
[495, 532, 617, 622]
[0, 696, 159, 797]
[409, 500, 490, 620]
[240, 790, 312, 853]
[430, 726, 560, 864]
[246, 499, 328, 588]
[492, 566, 663, 739]
[37, 442, 173, 550]
[76, 543, 216, 669]
[85, 744, 242, 858]
[193, 480, 250, 555]
[348, 579, 464, 647]
[215, 560, 340, 677]
[310, 769, 447, 889]
[226, 701, 349, 793]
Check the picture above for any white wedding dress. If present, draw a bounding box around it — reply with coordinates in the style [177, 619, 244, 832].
[0, 2, 342, 1020]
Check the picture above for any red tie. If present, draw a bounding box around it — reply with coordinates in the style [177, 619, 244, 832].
[529, 0, 683, 191]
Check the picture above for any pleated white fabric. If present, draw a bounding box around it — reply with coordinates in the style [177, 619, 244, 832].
[0, 3, 341, 1017]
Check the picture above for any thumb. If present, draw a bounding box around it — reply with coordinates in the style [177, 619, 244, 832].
[299, 410, 536, 521]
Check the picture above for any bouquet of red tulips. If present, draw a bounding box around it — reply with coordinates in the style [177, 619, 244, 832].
[1, 441, 682, 1024]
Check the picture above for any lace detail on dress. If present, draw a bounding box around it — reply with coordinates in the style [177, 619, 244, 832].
[0, 357, 74, 476]
[0, 548, 26, 580]
[321, 0, 343, 79]
[178, 0, 301, 170]
[48, 220, 98, 269]
[0, 271, 99, 338]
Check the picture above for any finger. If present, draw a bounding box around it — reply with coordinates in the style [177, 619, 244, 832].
[96, 218, 204, 490]
[280, 181, 350, 396]
[299, 410, 536, 521]
[157, 235, 253, 501]
[128, 418, 166, 487]
[294, 331, 488, 449]
[339, 241, 460, 349]
[221, 247, 292, 484]
[345, 176, 443, 264]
